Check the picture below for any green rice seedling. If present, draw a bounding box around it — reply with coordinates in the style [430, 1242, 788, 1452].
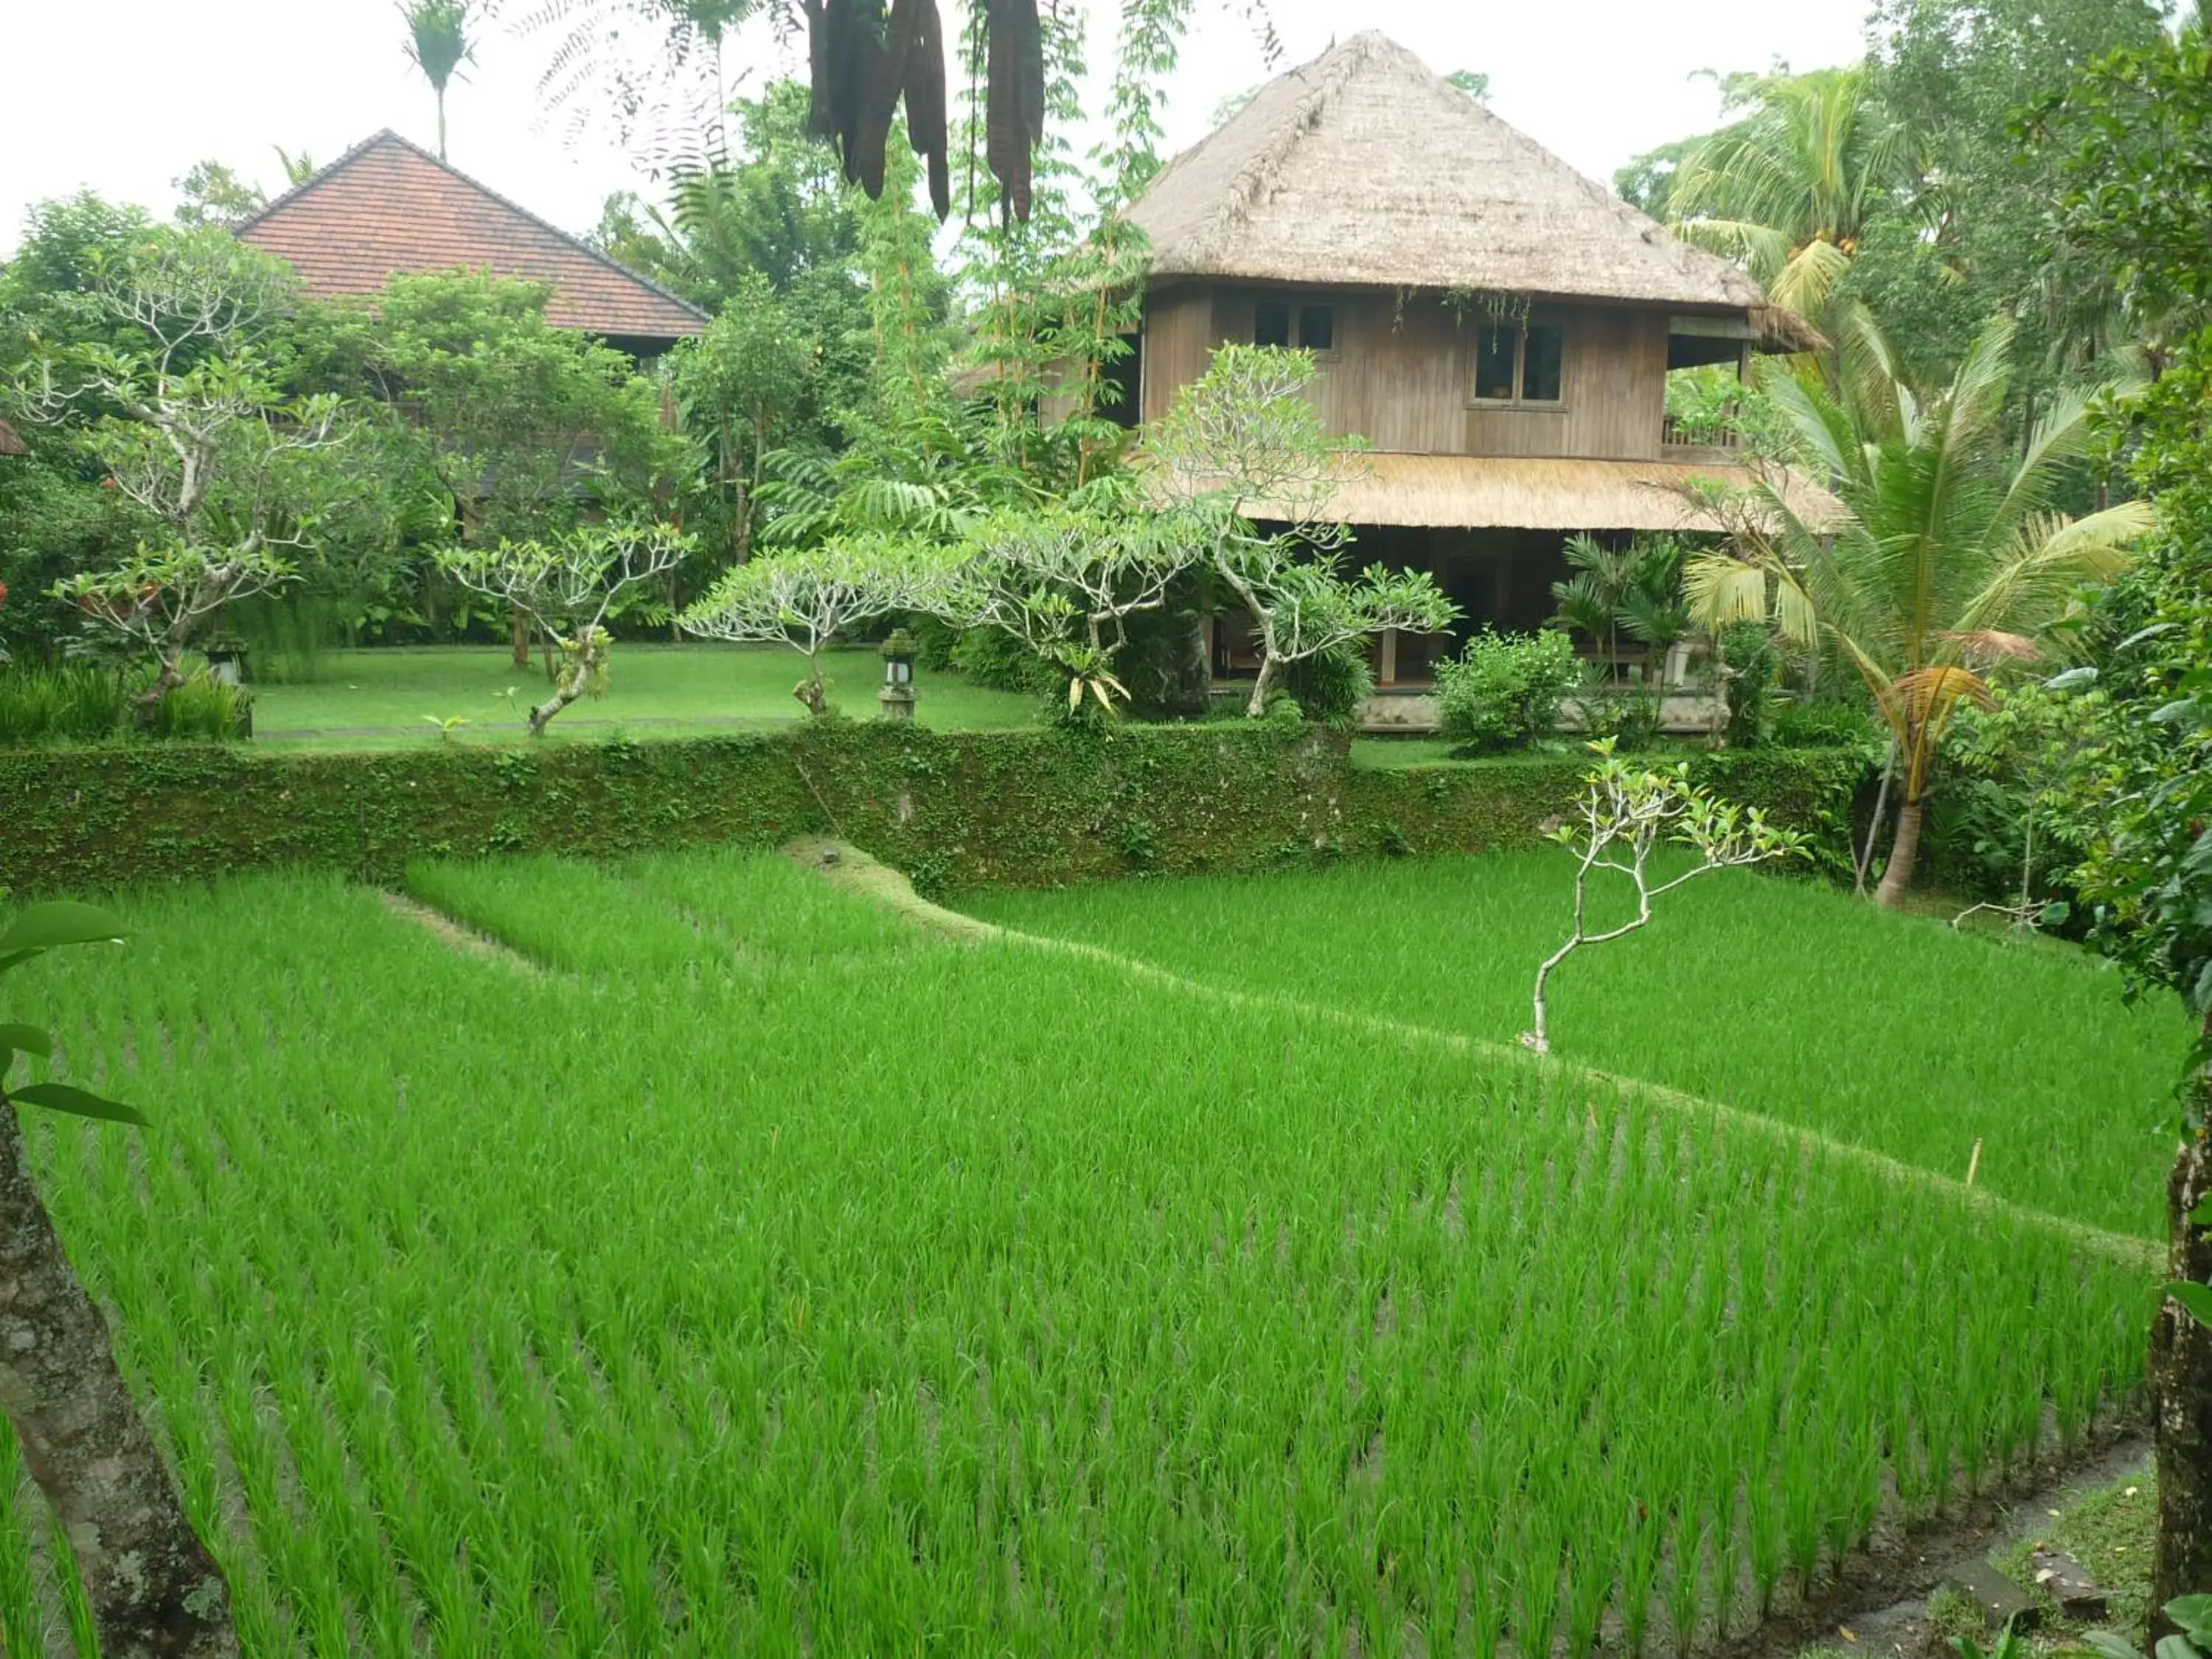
[0, 1426, 41, 1658]
[968, 853, 2192, 1235]
[0, 855, 2153, 1654]
[51, 1511, 98, 1657]
[1665, 1508, 1705, 1657]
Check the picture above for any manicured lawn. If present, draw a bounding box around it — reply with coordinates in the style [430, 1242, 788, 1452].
[0, 847, 2146, 1652]
[966, 852, 2194, 1237]
[246, 643, 1039, 748]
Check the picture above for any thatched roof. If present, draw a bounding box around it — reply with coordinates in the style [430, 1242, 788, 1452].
[0, 417, 27, 458]
[1239, 453, 1847, 534]
[1127, 32, 1820, 353]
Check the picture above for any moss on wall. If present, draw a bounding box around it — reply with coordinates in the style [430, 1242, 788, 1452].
[0, 726, 1868, 898]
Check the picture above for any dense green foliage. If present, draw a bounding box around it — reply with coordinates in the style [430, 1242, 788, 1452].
[1686, 310, 2150, 903]
[0, 724, 1865, 899]
[2039, 14, 2212, 1068]
[973, 852, 2194, 1235]
[1433, 630, 1580, 752]
[0, 850, 2152, 1649]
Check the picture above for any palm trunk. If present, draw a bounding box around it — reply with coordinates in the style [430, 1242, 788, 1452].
[1874, 790, 1924, 909]
[509, 610, 530, 672]
[1856, 742, 1898, 900]
[2154, 1025, 2212, 1644]
[0, 1107, 237, 1658]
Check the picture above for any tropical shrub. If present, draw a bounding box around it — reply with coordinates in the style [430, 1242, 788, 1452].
[0, 666, 126, 745]
[1436, 629, 1580, 752]
[1279, 640, 1376, 729]
[0, 665, 245, 745]
[1719, 620, 1781, 748]
[1575, 683, 1666, 753]
[1772, 696, 1882, 751]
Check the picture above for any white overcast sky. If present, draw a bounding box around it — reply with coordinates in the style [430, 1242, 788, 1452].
[0, 0, 1870, 258]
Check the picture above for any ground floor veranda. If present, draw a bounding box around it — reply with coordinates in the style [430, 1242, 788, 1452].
[1205, 524, 1720, 734]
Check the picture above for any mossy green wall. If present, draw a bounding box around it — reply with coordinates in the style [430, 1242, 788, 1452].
[0, 728, 1868, 897]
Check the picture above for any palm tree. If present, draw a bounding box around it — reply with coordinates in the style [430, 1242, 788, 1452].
[1665, 66, 1908, 319]
[1551, 532, 1690, 683]
[400, 0, 476, 163]
[1686, 310, 2152, 907]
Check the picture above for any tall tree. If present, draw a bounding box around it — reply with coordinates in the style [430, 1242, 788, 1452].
[400, 0, 476, 162]
[16, 227, 350, 708]
[1863, 0, 2169, 394]
[357, 272, 684, 664]
[2041, 16, 2212, 1630]
[1685, 310, 2150, 905]
[1658, 66, 1907, 319]
[170, 161, 265, 228]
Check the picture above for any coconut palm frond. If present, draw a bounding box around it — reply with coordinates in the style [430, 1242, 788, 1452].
[1770, 237, 1853, 318]
[1830, 302, 1906, 442]
[1952, 503, 2153, 636]
[1683, 553, 1771, 635]
[1932, 627, 2039, 666]
[1894, 661, 1994, 790]
[1938, 316, 2018, 461]
[1671, 217, 1795, 282]
[1760, 363, 1856, 483]
[1991, 386, 2098, 535]
[1773, 572, 1820, 650]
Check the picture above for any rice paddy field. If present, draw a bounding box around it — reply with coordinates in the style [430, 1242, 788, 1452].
[970, 854, 2195, 1238]
[0, 846, 2176, 1655]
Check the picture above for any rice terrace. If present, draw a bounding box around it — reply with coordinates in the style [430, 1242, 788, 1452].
[4, 0, 2211, 1655]
[0, 845, 2185, 1652]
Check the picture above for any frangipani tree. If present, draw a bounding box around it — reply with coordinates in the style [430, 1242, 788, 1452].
[1525, 742, 1806, 1054]
[1214, 549, 1458, 717]
[939, 500, 1208, 716]
[1686, 311, 2152, 905]
[54, 543, 297, 703]
[21, 229, 347, 710]
[678, 539, 938, 717]
[436, 524, 692, 734]
[1150, 344, 1458, 715]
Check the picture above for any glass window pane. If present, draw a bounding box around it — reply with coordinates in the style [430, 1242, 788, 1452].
[1253, 301, 1292, 349]
[1474, 324, 1520, 400]
[1300, 305, 1335, 352]
[1522, 324, 1564, 402]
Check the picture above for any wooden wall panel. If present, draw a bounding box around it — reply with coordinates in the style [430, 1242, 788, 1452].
[1140, 285, 1676, 462]
[1139, 284, 1220, 424]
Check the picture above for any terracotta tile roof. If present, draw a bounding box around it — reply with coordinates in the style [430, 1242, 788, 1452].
[236, 131, 707, 344]
[0, 417, 27, 458]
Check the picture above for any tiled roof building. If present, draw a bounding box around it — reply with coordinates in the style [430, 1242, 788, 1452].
[237, 131, 707, 353]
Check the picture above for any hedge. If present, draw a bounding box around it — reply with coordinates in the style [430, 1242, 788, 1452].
[0, 726, 1870, 899]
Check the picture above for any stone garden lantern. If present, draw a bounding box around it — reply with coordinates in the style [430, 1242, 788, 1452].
[879, 628, 918, 721]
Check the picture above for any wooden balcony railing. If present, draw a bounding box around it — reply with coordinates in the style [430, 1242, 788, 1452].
[1660, 414, 1743, 452]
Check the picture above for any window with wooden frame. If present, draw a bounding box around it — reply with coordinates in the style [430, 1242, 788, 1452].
[1251, 296, 1338, 356]
[1470, 318, 1565, 405]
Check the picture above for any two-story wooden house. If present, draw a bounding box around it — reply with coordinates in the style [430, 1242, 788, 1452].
[1121, 31, 1838, 700]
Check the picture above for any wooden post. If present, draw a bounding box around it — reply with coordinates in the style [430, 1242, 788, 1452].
[1380, 627, 1399, 686]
